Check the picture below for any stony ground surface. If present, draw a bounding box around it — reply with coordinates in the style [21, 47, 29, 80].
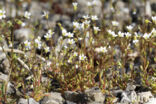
[0, 0, 156, 104]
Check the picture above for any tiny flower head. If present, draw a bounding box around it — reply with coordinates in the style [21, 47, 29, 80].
[73, 52, 78, 57]
[152, 16, 156, 23]
[66, 32, 74, 38]
[72, 2, 78, 11]
[87, 2, 93, 7]
[47, 61, 51, 67]
[79, 54, 87, 61]
[112, 21, 119, 26]
[24, 40, 31, 50]
[151, 28, 156, 37]
[95, 46, 107, 53]
[80, 23, 85, 30]
[45, 46, 50, 53]
[152, 16, 156, 21]
[143, 33, 151, 39]
[0, 9, 6, 19]
[126, 25, 133, 31]
[83, 20, 90, 26]
[64, 45, 68, 49]
[91, 15, 98, 21]
[92, 0, 100, 6]
[62, 29, 67, 36]
[35, 36, 42, 49]
[108, 30, 117, 37]
[21, 22, 26, 27]
[83, 15, 90, 20]
[73, 21, 80, 29]
[67, 39, 75, 45]
[118, 31, 124, 37]
[75, 64, 79, 69]
[44, 29, 54, 40]
[125, 32, 132, 38]
[133, 39, 139, 44]
[42, 11, 49, 19]
[94, 26, 101, 34]
[24, 11, 31, 19]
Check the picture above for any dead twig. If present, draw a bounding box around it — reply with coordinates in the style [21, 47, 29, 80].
[0, 48, 46, 62]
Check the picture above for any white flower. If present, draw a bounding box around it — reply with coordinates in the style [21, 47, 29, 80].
[126, 25, 133, 31]
[72, 2, 78, 7]
[112, 21, 119, 26]
[73, 21, 80, 29]
[24, 40, 31, 50]
[125, 32, 132, 37]
[111, 7, 115, 12]
[45, 46, 50, 53]
[79, 54, 87, 61]
[67, 39, 75, 45]
[73, 22, 85, 30]
[9, 43, 13, 47]
[44, 33, 52, 40]
[91, 15, 98, 21]
[94, 26, 100, 31]
[47, 61, 51, 66]
[62, 29, 68, 36]
[68, 59, 72, 63]
[81, 23, 85, 30]
[95, 47, 107, 53]
[92, 0, 100, 5]
[87, 2, 93, 6]
[83, 15, 90, 19]
[48, 29, 53, 35]
[66, 32, 74, 38]
[35, 36, 42, 49]
[108, 45, 111, 49]
[73, 52, 78, 57]
[86, 31, 90, 38]
[0, 9, 6, 19]
[72, 2, 78, 11]
[78, 37, 83, 41]
[83, 20, 90, 26]
[152, 16, 156, 22]
[94, 26, 100, 34]
[24, 11, 31, 19]
[143, 33, 151, 39]
[42, 11, 49, 19]
[64, 45, 68, 49]
[133, 11, 136, 15]
[44, 30, 54, 40]
[75, 64, 79, 69]
[108, 30, 117, 37]
[35, 36, 41, 43]
[151, 28, 156, 37]
[21, 22, 26, 27]
[133, 39, 139, 44]
[118, 31, 124, 37]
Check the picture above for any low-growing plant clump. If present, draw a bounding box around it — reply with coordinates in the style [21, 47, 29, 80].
[0, 0, 156, 104]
